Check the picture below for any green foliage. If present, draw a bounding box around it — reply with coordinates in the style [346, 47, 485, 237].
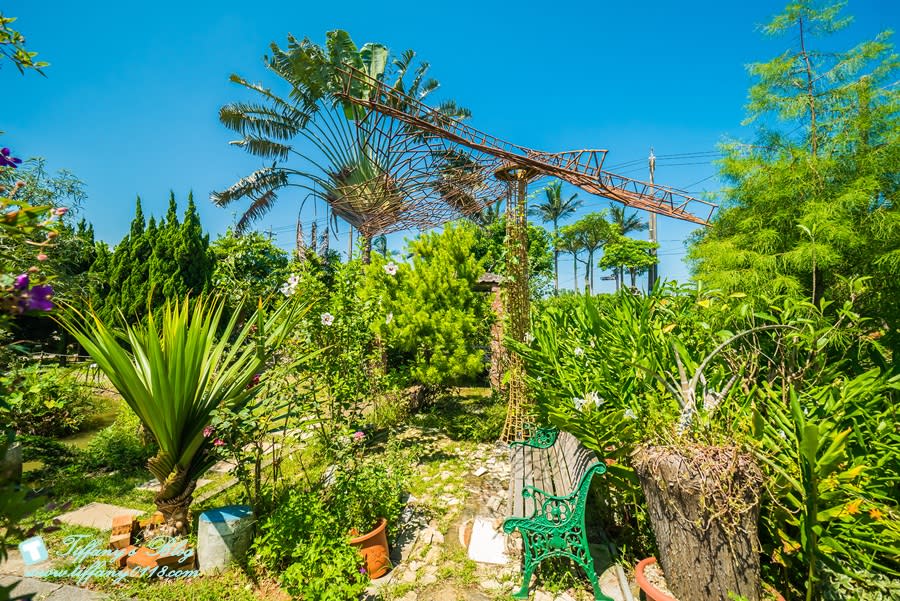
[469, 217, 554, 299]
[529, 181, 583, 294]
[414, 389, 506, 442]
[59, 295, 305, 522]
[210, 227, 289, 306]
[253, 489, 368, 601]
[215, 29, 469, 238]
[0, 364, 96, 437]
[598, 235, 658, 290]
[327, 436, 408, 535]
[0, 12, 47, 74]
[689, 0, 900, 355]
[559, 211, 615, 294]
[99, 194, 213, 323]
[363, 223, 490, 390]
[82, 407, 156, 473]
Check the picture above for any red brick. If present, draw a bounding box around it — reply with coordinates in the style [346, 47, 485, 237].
[115, 545, 138, 569]
[125, 545, 193, 574]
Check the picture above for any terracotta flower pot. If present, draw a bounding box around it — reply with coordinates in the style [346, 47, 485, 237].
[349, 517, 391, 579]
[636, 557, 786, 601]
[636, 558, 678, 601]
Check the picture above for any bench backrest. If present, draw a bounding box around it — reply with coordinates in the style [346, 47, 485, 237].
[548, 431, 601, 495]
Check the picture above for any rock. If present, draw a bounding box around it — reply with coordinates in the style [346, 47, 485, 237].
[473, 467, 488, 477]
[401, 568, 417, 583]
[431, 530, 444, 544]
[420, 573, 437, 585]
[481, 579, 502, 590]
[534, 591, 554, 601]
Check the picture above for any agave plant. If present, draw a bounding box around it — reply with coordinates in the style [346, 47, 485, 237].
[59, 296, 304, 534]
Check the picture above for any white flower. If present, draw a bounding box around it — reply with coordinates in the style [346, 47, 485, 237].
[624, 408, 636, 420]
[280, 282, 295, 297]
[320, 312, 335, 326]
[573, 346, 584, 357]
[573, 396, 586, 411]
[384, 262, 398, 276]
[385, 312, 393, 325]
[589, 339, 596, 348]
[524, 332, 534, 344]
[586, 391, 604, 407]
[287, 274, 299, 287]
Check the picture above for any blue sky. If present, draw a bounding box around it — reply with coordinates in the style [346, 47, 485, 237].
[3, 0, 897, 292]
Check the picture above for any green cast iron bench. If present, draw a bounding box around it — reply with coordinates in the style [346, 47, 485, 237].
[503, 427, 612, 601]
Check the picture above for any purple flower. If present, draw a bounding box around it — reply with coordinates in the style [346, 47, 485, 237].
[359, 566, 366, 575]
[0, 148, 22, 169]
[203, 426, 214, 438]
[13, 274, 28, 291]
[21, 284, 53, 312]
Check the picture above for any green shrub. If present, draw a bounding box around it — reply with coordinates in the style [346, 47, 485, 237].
[253, 489, 368, 600]
[82, 408, 155, 472]
[15, 434, 83, 466]
[0, 364, 97, 436]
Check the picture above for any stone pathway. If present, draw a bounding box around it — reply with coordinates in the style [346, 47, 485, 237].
[0, 551, 109, 600]
[366, 427, 638, 601]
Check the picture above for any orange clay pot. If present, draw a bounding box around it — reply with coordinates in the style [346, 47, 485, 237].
[635, 557, 785, 601]
[349, 517, 391, 579]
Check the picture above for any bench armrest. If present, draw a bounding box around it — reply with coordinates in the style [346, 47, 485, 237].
[509, 426, 558, 449]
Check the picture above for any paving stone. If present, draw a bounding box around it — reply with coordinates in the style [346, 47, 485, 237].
[473, 467, 487, 477]
[0, 549, 25, 576]
[56, 503, 144, 530]
[467, 517, 509, 565]
[480, 578, 502, 590]
[0, 576, 108, 600]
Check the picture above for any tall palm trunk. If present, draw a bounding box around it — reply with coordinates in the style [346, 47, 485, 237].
[572, 252, 578, 294]
[552, 219, 559, 295]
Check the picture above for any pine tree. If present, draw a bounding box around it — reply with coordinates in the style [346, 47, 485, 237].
[176, 192, 212, 297]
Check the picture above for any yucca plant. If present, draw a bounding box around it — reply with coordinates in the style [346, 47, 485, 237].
[59, 295, 305, 534]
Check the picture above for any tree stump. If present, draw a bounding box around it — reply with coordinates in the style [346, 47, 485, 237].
[632, 444, 763, 601]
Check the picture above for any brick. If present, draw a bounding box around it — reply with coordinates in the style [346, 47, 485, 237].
[109, 533, 132, 550]
[126, 545, 194, 575]
[111, 514, 135, 536]
[115, 545, 138, 569]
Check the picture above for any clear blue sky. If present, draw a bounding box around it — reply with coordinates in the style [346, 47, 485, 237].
[3, 0, 897, 292]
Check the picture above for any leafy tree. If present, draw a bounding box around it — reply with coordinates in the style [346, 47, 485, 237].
[560, 212, 614, 294]
[688, 0, 900, 354]
[363, 223, 490, 392]
[211, 228, 290, 305]
[529, 181, 582, 293]
[469, 217, 554, 299]
[598, 236, 659, 290]
[608, 206, 648, 290]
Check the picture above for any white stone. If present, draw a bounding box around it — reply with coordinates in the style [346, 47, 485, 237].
[420, 573, 437, 585]
[473, 467, 488, 477]
[481, 579, 502, 590]
[466, 517, 509, 565]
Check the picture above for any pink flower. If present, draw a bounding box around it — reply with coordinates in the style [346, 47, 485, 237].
[36, 253, 48, 262]
[353, 431, 365, 442]
[53, 207, 68, 216]
[203, 426, 214, 438]
[213, 438, 225, 447]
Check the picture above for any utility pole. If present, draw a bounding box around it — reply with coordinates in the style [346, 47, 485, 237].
[648, 148, 658, 292]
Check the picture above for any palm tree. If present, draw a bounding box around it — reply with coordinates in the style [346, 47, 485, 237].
[530, 181, 582, 293]
[608, 206, 648, 290]
[213, 31, 468, 263]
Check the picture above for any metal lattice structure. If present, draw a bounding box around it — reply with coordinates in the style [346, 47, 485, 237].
[329, 66, 717, 441]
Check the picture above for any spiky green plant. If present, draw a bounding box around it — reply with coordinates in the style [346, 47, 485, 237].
[59, 296, 305, 533]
